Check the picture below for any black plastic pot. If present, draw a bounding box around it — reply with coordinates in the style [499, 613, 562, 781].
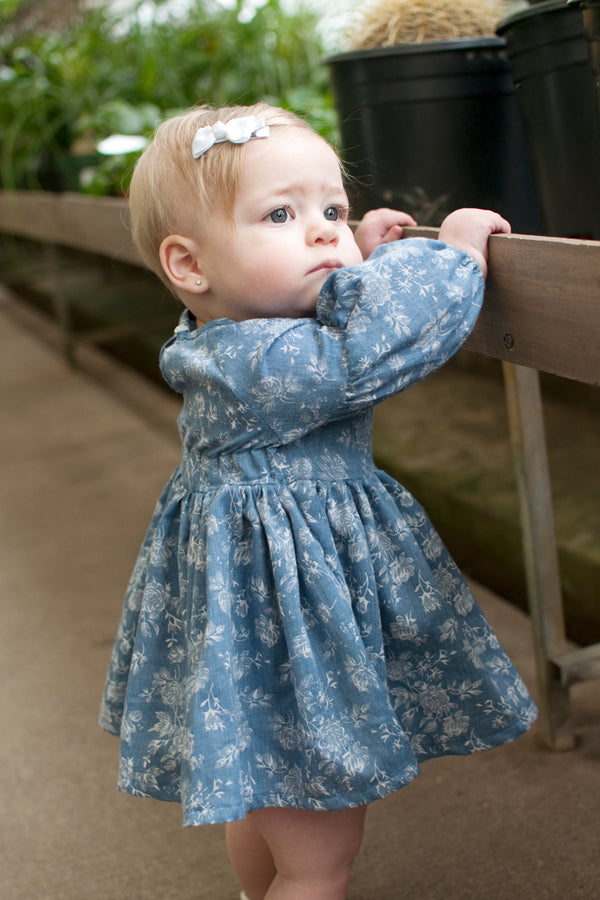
[583, 0, 600, 109]
[324, 38, 541, 232]
[497, 0, 600, 239]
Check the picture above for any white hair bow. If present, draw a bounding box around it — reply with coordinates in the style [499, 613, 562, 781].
[192, 115, 270, 158]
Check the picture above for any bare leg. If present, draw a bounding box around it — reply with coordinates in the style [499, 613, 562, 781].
[226, 817, 277, 900]
[248, 805, 367, 900]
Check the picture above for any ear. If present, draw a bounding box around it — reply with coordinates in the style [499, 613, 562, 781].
[159, 234, 209, 294]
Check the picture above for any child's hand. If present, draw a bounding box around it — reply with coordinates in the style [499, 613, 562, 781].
[438, 208, 511, 279]
[354, 208, 417, 259]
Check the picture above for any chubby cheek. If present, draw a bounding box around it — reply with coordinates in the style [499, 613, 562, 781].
[248, 254, 298, 294]
[344, 235, 364, 265]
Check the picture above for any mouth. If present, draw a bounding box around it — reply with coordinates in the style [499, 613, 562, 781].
[308, 259, 343, 275]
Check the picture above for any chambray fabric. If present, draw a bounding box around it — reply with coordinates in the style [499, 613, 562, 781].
[100, 239, 537, 826]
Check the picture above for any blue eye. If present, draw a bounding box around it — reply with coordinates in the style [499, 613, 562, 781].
[324, 206, 340, 222]
[269, 208, 290, 224]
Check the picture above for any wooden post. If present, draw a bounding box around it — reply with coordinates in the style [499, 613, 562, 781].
[502, 362, 575, 750]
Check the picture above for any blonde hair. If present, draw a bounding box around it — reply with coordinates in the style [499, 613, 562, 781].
[129, 102, 315, 282]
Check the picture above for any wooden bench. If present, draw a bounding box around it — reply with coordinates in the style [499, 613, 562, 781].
[1, 190, 599, 749]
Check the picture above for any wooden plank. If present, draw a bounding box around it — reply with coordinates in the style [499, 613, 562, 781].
[0, 190, 61, 242]
[58, 194, 140, 265]
[552, 643, 600, 686]
[404, 227, 600, 386]
[471, 233, 600, 386]
[0, 190, 139, 265]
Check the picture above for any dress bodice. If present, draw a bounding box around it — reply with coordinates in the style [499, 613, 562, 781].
[177, 411, 376, 490]
[161, 238, 484, 491]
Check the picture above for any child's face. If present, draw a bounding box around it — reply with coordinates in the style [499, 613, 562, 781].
[187, 128, 363, 323]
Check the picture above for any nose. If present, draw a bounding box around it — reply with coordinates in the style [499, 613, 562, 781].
[306, 215, 339, 246]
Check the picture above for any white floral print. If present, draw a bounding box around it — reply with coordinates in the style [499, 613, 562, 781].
[100, 239, 536, 826]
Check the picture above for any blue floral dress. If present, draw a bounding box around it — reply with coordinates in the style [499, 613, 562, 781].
[100, 239, 537, 826]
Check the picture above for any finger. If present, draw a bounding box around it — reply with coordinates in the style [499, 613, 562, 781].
[381, 224, 405, 244]
[493, 215, 512, 235]
[383, 211, 417, 228]
[398, 212, 417, 226]
[371, 208, 417, 228]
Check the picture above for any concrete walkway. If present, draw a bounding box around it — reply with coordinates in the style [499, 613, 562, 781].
[2, 289, 599, 900]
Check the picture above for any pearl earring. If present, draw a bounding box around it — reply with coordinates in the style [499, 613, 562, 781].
[195, 279, 203, 286]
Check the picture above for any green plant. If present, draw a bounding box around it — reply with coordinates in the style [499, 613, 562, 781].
[0, 0, 334, 195]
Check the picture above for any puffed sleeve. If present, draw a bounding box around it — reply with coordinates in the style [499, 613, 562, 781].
[162, 239, 484, 445]
[316, 238, 484, 406]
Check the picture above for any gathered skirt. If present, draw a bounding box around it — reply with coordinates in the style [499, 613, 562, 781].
[100, 464, 537, 826]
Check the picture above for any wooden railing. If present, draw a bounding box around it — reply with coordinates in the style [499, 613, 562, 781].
[1, 190, 599, 749]
[0, 190, 140, 263]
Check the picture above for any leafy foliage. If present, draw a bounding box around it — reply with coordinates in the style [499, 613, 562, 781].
[0, 0, 334, 194]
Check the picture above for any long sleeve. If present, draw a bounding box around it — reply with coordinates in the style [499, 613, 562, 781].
[316, 238, 483, 406]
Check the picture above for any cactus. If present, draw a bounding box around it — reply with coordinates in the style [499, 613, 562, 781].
[348, 0, 508, 50]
